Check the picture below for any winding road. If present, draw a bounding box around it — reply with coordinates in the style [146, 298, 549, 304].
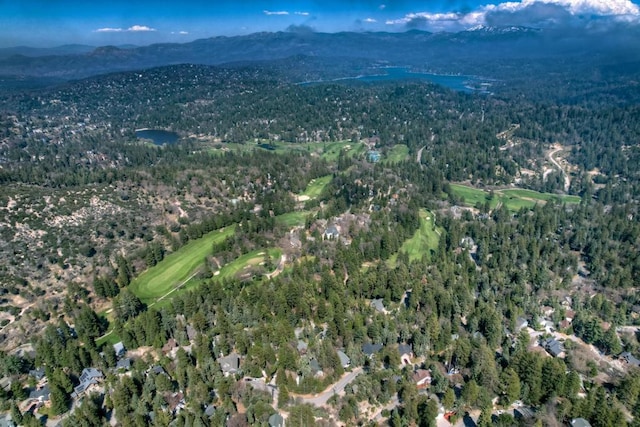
[547, 145, 570, 192]
[296, 367, 363, 406]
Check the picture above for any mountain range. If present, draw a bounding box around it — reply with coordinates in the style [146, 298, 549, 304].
[0, 27, 639, 84]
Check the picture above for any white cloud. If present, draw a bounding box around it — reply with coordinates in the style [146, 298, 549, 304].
[94, 25, 156, 33]
[263, 10, 290, 16]
[379, 4, 386, 10]
[128, 25, 156, 32]
[171, 31, 189, 35]
[295, 11, 310, 16]
[364, 18, 378, 23]
[95, 27, 124, 33]
[385, 0, 640, 29]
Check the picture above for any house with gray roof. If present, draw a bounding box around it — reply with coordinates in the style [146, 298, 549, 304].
[113, 342, 126, 358]
[323, 224, 340, 240]
[515, 317, 528, 332]
[218, 353, 241, 376]
[337, 350, 350, 368]
[269, 412, 285, 427]
[29, 368, 46, 381]
[541, 337, 564, 358]
[71, 368, 104, 399]
[115, 357, 132, 371]
[571, 418, 592, 427]
[0, 414, 15, 427]
[297, 340, 308, 355]
[398, 343, 413, 365]
[28, 384, 50, 403]
[362, 343, 384, 358]
[620, 352, 640, 367]
[371, 299, 387, 314]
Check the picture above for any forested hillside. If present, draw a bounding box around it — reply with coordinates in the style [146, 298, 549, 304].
[0, 53, 639, 427]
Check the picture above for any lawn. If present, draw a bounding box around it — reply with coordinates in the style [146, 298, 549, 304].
[384, 144, 409, 163]
[388, 209, 442, 266]
[301, 175, 332, 199]
[129, 226, 235, 303]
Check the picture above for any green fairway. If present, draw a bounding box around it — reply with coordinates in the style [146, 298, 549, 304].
[450, 184, 500, 209]
[301, 175, 332, 199]
[450, 184, 580, 212]
[384, 144, 409, 163]
[501, 189, 581, 204]
[129, 226, 235, 303]
[149, 248, 284, 309]
[389, 209, 442, 266]
[215, 248, 282, 281]
[276, 211, 310, 227]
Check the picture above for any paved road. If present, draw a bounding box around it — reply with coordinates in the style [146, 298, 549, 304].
[298, 367, 363, 406]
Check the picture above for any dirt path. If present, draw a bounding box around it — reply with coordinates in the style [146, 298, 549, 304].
[417, 145, 426, 167]
[547, 145, 570, 192]
[265, 254, 286, 280]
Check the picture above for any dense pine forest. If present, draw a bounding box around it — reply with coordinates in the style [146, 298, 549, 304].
[0, 50, 639, 427]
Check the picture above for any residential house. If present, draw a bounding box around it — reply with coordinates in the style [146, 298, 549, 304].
[398, 344, 413, 366]
[149, 365, 168, 376]
[309, 359, 324, 378]
[323, 225, 340, 240]
[164, 392, 186, 415]
[0, 414, 15, 427]
[337, 350, 351, 368]
[571, 418, 592, 427]
[269, 412, 285, 427]
[28, 368, 46, 382]
[204, 404, 216, 418]
[218, 353, 241, 376]
[412, 369, 431, 389]
[371, 299, 387, 314]
[162, 338, 179, 356]
[113, 342, 126, 358]
[362, 343, 384, 359]
[186, 325, 198, 342]
[541, 337, 565, 358]
[71, 368, 104, 399]
[620, 352, 640, 367]
[541, 306, 555, 317]
[28, 384, 50, 406]
[515, 317, 528, 333]
[514, 406, 535, 421]
[115, 358, 132, 371]
[537, 317, 555, 334]
[297, 340, 308, 355]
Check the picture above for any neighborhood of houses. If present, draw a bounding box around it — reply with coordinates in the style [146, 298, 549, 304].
[1, 287, 637, 427]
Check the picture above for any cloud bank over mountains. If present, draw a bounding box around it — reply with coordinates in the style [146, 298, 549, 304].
[385, 0, 640, 31]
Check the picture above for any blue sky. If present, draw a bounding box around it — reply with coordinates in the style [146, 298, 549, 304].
[1, 0, 639, 47]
